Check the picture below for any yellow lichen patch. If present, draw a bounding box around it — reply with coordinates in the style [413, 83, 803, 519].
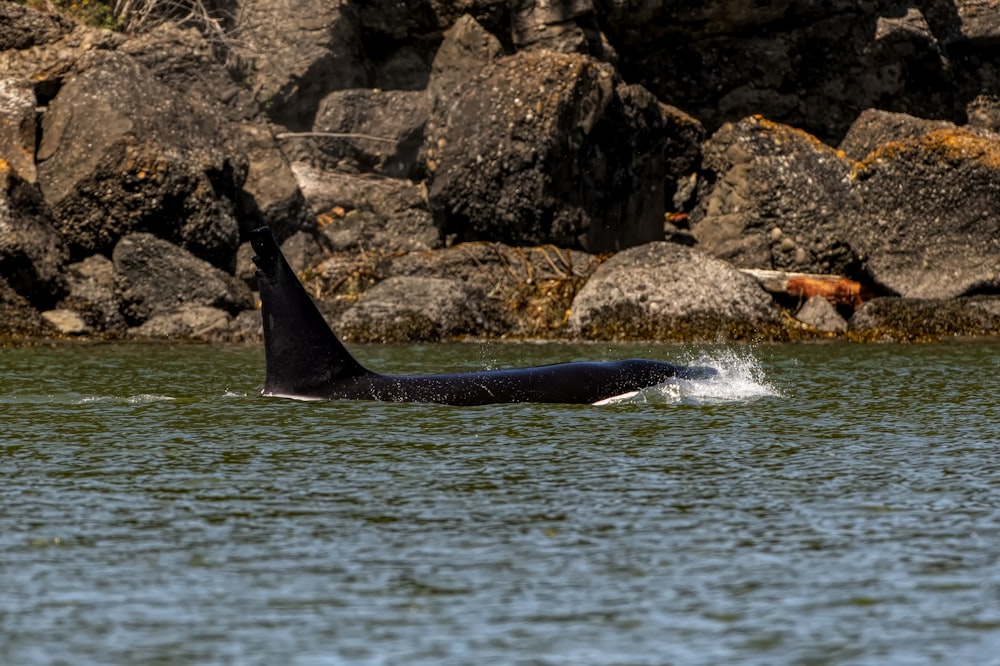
[855, 127, 1000, 176]
[750, 115, 855, 163]
[918, 128, 1000, 169]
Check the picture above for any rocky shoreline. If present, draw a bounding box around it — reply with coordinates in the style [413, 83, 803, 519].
[2, 1, 999, 346]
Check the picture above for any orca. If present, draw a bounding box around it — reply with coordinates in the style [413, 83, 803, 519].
[250, 226, 715, 405]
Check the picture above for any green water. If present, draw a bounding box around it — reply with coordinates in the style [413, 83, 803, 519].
[2, 341, 999, 664]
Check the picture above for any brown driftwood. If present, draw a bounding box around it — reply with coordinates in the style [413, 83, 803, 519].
[740, 269, 869, 307]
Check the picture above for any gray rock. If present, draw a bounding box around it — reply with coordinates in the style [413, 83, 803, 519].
[424, 49, 704, 252]
[36, 51, 245, 268]
[113, 233, 253, 326]
[303, 88, 433, 179]
[691, 115, 858, 276]
[291, 165, 440, 253]
[0, 162, 67, 307]
[839, 108, 954, 162]
[234, 0, 365, 129]
[337, 276, 504, 342]
[849, 297, 1000, 341]
[795, 295, 847, 334]
[849, 127, 1000, 299]
[596, 2, 958, 144]
[568, 241, 782, 340]
[0, 78, 37, 182]
[0, 3, 74, 50]
[58, 254, 127, 333]
[41, 308, 88, 335]
[129, 305, 231, 339]
[116, 21, 258, 122]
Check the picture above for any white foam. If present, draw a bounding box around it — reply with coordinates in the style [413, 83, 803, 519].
[676, 347, 781, 404]
[595, 347, 780, 406]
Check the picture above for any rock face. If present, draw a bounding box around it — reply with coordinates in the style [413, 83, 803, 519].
[568, 242, 782, 340]
[234, 0, 365, 129]
[599, 1, 959, 144]
[0, 161, 67, 308]
[113, 233, 253, 328]
[424, 49, 704, 251]
[691, 115, 857, 276]
[850, 297, 1000, 341]
[37, 51, 246, 268]
[292, 166, 440, 253]
[337, 276, 505, 342]
[692, 112, 1000, 300]
[0, 2, 999, 344]
[0, 78, 37, 182]
[850, 127, 1000, 299]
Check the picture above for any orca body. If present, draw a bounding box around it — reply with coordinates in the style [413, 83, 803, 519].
[250, 227, 715, 405]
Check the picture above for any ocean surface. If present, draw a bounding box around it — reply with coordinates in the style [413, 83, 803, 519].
[1, 340, 999, 665]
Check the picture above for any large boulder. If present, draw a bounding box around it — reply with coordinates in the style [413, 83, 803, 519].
[337, 276, 505, 342]
[36, 51, 246, 268]
[119, 23, 312, 242]
[424, 49, 704, 252]
[849, 127, 1000, 298]
[116, 21, 257, 122]
[303, 88, 433, 179]
[56, 254, 128, 334]
[690, 115, 859, 276]
[390, 241, 600, 337]
[291, 165, 440, 252]
[0, 160, 67, 308]
[838, 108, 955, 162]
[112, 233, 253, 327]
[234, 0, 365, 129]
[568, 241, 783, 340]
[0, 5, 124, 96]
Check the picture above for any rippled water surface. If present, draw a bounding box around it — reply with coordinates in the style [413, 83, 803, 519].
[2, 340, 999, 665]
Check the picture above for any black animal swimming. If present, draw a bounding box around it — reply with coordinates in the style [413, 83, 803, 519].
[250, 226, 715, 405]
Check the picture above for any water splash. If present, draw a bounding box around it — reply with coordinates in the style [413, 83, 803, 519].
[676, 346, 781, 404]
[598, 347, 780, 406]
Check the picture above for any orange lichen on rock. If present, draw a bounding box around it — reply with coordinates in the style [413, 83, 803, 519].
[855, 127, 1000, 174]
[750, 114, 854, 161]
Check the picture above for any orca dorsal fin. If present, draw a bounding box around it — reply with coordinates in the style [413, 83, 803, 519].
[250, 227, 369, 398]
